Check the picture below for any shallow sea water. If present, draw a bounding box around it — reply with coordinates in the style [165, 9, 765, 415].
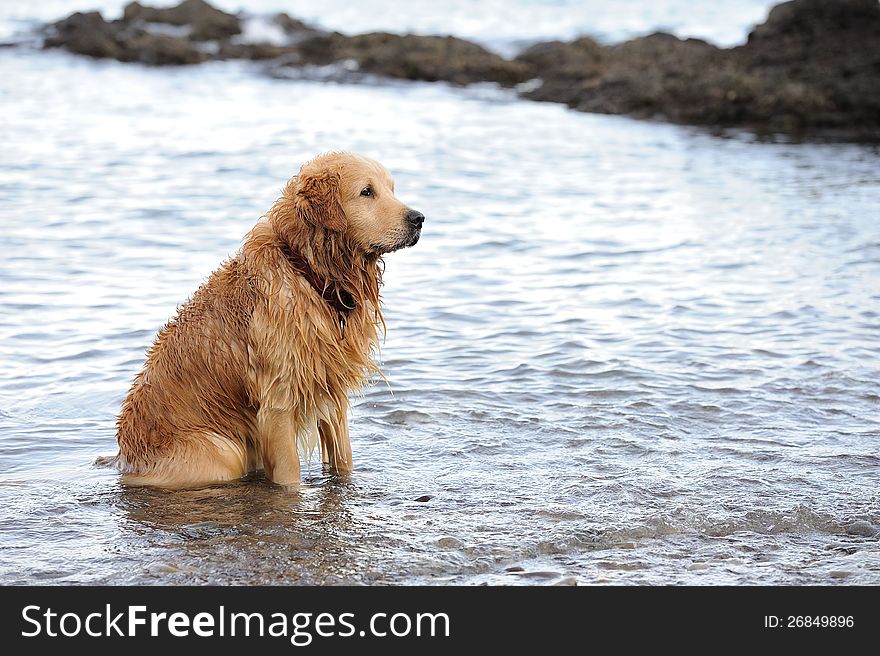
[1, 3, 879, 585]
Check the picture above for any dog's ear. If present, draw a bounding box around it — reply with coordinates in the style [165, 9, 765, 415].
[294, 170, 347, 232]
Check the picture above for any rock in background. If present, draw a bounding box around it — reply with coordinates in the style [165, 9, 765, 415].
[514, 0, 880, 140]
[40, 0, 880, 141]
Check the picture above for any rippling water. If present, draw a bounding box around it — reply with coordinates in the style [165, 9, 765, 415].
[1, 3, 879, 585]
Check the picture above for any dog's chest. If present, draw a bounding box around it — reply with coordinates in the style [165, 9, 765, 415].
[249, 275, 376, 402]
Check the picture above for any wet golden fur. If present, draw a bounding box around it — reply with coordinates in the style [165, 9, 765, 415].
[110, 152, 422, 487]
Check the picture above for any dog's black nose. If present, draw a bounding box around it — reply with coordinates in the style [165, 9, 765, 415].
[406, 209, 425, 228]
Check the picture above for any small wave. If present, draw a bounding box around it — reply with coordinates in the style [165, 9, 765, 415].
[374, 409, 435, 426]
[603, 506, 846, 542]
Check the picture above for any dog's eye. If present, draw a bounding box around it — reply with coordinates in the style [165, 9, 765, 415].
[360, 186, 373, 197]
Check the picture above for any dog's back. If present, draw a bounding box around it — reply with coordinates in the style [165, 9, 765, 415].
[114, 256, 259, 486]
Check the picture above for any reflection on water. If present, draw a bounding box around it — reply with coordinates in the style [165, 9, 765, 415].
[0, 2, 879, 585]
[113, 477, 391, 585]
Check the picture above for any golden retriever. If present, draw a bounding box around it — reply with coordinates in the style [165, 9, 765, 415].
[108, 152, 424, 487]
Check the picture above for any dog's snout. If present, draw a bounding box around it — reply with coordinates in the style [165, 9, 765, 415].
[405, 209, 425, 229]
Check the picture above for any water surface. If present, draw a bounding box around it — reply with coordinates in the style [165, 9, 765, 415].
[1, 3, 879, 585]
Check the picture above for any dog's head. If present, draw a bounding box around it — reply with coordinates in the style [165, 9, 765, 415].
[290, 152, 423, 255]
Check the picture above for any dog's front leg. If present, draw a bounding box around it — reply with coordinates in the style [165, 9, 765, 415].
[257, 407, 300, 485]
[319, 404, 353, 474]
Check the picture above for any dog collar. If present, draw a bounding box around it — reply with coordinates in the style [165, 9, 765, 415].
[280, 244, 356, 326]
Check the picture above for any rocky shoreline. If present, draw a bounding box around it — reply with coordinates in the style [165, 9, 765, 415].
[41, 0, 880, 142]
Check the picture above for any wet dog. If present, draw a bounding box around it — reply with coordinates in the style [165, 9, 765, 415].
[108, 152, 423, 487]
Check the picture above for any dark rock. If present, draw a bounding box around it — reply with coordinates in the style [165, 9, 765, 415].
[122, 0, 241, 41]
[580, 34, 729, 120]
[516, 0, 880, 140]
[218, 42, 297, 61]
[290, 31, 349, 65]
[273, 13, 314, 35]
[44, 10, 207, 65]
[121, 31, 209, 65]
[516, 36, 604, 94]
[746, 0, 880, 48]
[734, 0, 880, 138]
[39, 0, 880, 140]
[43, 0, 525, 85]
[44, 11, 122, 59]
[349, 32, 530, 86]
[519, 33, 724, 115]
[517, 32, 722, 113]
[286, 31, 531, 86]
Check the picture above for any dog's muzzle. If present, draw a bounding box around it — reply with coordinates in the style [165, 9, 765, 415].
[402, 209, 424, 248]
[375, 209, 425, 253]
[405, 209, 425, 230]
